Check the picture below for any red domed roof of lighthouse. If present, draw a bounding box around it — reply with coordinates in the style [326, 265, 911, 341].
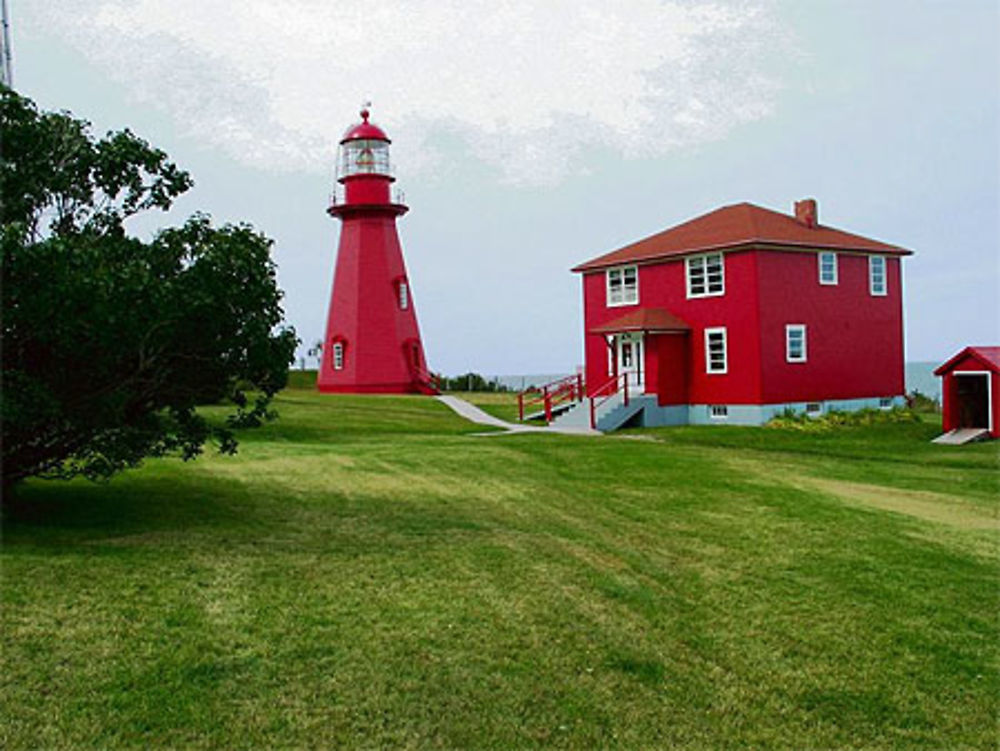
[341, 107, 391, 143]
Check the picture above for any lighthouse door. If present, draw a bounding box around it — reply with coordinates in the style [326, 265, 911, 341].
[616, 333, 644, 390]
[404, 340, 422, 373]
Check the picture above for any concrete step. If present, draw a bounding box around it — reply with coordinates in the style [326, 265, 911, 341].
[558, 392, 630, 429]
[550, 393, 653, 432]
[932, 428, 990, 445]
[595, 398, 647, 432]
[550, 400, 593, 428]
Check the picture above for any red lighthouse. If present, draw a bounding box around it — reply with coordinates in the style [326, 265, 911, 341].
[317, 107, 435, 395]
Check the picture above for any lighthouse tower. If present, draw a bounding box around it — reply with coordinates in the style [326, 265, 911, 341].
[317, 107, 434, 395]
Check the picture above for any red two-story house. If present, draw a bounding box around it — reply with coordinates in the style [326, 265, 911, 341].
[565, 199, 912, 428]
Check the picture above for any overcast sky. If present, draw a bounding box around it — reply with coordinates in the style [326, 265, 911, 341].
[14, 0, 1000, 374]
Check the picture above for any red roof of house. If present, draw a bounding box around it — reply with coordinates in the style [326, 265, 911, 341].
[934, 346, 1000, 375]
[572, 202, 911, 272]
[590, 308, 691, 334]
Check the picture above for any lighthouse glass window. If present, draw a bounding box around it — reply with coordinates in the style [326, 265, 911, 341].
[339, 139, 390, 177]
[332, 342, 345, 370]
[398, 281, 409, 310]
[607, 266, 638, 306]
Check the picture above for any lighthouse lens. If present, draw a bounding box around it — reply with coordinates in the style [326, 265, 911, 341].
[339, 139, 391, 178]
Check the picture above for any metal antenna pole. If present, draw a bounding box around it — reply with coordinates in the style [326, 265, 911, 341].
[0, 0, 12, 88]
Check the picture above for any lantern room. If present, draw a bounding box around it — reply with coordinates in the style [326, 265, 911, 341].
[330, 107, 403, 211]
[337, 108, 393, 179]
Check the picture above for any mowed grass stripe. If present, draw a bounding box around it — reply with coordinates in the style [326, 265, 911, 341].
[2, 389, 997, 749]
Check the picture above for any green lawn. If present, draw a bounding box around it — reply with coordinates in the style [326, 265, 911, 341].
[2, 387, 997, 749]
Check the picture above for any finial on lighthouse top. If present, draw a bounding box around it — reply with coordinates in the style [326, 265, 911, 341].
[341, 101, 389, 144]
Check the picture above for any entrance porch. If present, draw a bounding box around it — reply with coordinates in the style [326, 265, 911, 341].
[588, 307, 691, 406]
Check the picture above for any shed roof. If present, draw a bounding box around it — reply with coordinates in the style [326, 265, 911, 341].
[589, 308, 691, 335]
[572, 202, 911, 273]
[934, 346, 1000, 375]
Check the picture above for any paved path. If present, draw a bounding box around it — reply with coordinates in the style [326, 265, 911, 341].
[436, 395, 600, 436]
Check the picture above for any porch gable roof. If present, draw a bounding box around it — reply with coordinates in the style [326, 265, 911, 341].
[590, 308, 691, 335]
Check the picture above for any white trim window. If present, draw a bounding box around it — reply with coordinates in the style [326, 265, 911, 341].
[869, 255, 887, 296]
[786, 324, 807, 362]
[818, 251, 838, 285]
[606, 265, 638, 306]
[704, 327, 728, 374]
[332, 342, 345, 370]
[398, 280, 409, 310]
[686, 253, 725, 298]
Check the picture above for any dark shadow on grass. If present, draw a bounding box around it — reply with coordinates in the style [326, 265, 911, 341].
[1, 463, 495, 559]
[1, 468, 264, 547]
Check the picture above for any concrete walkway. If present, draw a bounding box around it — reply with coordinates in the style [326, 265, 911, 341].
[436, 395, 600, 436]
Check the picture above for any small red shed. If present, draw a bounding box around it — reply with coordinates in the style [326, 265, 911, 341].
[934, 347, 1000, 439]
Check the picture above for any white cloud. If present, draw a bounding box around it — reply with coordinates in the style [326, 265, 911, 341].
[31, 0, 786, 184]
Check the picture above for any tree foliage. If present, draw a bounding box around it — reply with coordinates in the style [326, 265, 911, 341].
[439, 373, 508, 392]
[1, 88, 298, 487]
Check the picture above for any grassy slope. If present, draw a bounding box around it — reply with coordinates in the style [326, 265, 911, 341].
[2, 389, 997, 749]
[448, 390, 523, 423]
[290, 369, 523, 422]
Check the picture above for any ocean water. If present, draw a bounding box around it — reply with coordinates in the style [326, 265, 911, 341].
[905, 361, 941, 400]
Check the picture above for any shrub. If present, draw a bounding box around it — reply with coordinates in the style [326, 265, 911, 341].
[1, 89, 297, 487]
[441, 373, 508, 392]
[765, 406, 921, 431]
[906, 390, 941, 413]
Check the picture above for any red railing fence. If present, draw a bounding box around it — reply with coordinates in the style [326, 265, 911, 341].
[588, 372, 630, 429]
[517, 373, 585, 422]
[411, 367, 442, 394]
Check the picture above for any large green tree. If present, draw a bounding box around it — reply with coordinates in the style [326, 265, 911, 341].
[1, 88, 298, 488]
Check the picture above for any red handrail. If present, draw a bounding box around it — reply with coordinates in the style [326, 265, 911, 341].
[589, 372, 630, 429]
[411, 367, 441, 394]
[517, 373, 585, 422]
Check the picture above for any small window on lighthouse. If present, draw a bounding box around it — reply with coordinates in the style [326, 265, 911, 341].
[398, 281, 409, 310]
[332, 342, 345, 370]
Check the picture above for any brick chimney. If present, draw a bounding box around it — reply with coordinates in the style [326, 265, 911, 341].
[794, 198, 818, 228]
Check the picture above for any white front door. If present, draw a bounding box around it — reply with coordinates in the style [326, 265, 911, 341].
[617, 333, 644, 389]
